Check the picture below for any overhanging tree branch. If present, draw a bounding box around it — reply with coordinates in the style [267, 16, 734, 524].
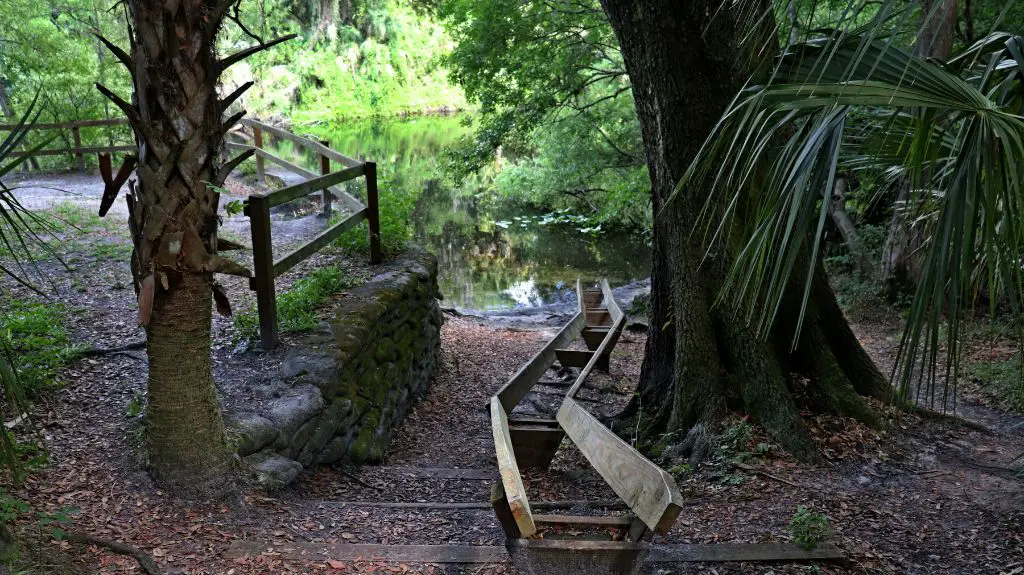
[216, 34, 297, 74]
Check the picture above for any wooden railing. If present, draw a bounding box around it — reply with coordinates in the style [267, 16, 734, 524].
[4, 115, 382, 350]
[229, 118, 382, 348]
[0, 118, 132, 172]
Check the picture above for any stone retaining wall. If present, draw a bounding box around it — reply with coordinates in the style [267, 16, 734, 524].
[227, 251, 442, 489]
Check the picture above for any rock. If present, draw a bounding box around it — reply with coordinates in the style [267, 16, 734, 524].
[226, 412, 280, 456]
[295, 400, 352, 467]
[280, 352, 336, 384]
[266, 384, 325, 437]
[246, 451, 303, 491]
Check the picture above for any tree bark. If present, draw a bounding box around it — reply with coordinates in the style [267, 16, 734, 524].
[828, 177, 874, 278]
[101, 0, 255, 490]
[599, 0, 889, 462]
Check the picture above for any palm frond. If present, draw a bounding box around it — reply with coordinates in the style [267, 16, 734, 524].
[678, 22, 1024, 404]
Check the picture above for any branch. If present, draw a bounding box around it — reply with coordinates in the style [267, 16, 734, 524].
[65, 531, 163, 575]
[94, 83, 157, 153]
[216, 34, 297, 74]
[94, 33, 131, 69]
[221, 110, 246, 136]
[220, 81, 253, 112]
[217, 148, 254, 184]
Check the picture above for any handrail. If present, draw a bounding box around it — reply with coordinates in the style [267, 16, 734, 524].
[557, 279, 683, 535]
[490, 397, 537, 537]
[0, 117, 132, 172]
[240, 118, 361, 168]
[494, 280, 586, 413]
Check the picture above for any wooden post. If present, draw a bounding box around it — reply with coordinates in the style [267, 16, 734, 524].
[319, 140, 332, 218]
[246, 195, 278, 348]
[365, 161, 382, 264]
[253, 125, 266, 185]
[71, 125, 85, 173]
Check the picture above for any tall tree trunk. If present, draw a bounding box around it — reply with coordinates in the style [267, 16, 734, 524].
[599, 0, 890, 462]
[98, 0, 265, 490]
[829, 177, 874, 278]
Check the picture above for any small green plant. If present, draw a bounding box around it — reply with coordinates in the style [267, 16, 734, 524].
[224, 199, 245, 216]
[125, 392, 144, 418]
[716, 419, 754, 462]
[628, 293, 651, 318]
[233, 266, 355, 341]
[36, 506, 75, 540]
[668, 463, 691, 481]
[790, 506, 831, 550]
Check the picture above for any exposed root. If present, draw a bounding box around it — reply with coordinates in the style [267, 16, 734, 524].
[65, 531, 163, 575]
[80, 338, 146, 356]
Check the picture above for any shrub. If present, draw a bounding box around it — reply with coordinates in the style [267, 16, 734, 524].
[790, 506, 831, 549]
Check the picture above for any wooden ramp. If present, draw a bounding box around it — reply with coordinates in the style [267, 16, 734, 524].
[488, 279, 844, 574]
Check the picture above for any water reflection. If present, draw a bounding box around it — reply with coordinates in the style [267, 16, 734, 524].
[268, 115, 650, 311]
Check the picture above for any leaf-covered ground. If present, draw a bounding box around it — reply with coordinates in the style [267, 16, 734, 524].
[1, 174, 1022, 574]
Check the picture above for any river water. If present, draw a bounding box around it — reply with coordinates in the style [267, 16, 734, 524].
[270, 115, 650, 312]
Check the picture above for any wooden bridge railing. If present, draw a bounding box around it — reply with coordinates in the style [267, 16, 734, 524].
[0, 118, 132, 172]
[4, 115, 382, 350]
[228, 118, 382, 349]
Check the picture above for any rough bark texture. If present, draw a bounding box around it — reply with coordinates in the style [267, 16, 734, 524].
[828, 177, 874, 278]
[101, 0, 257, 489]
[599, 0, 890, 461]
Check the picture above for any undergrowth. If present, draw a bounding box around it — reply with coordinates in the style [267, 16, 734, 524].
[0, 300, 80, 396]
[965, 353, 1024, 414]
[233, 266, 356, 341]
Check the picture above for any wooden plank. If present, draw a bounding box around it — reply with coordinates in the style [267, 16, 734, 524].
[10, 145, 134, 157]
[319, 140, 332, 218]
[506, 539, 646, 575]
[226, 540, 843, 564]
[310, 499, 625, 510]
[494, 281, 586, 412]
[557, 398, 683, 535]
[246, 195, 279, 348]
[0, 118, 128, 130]
[272, 209, 368, 277]
[586, 310, 613, 326]
[374, 467, 496, 480]
[227, 142, 365, 213]
[507, 424, 564, 469]
[241, 118, 361, 168]
[491, 482, 521, 538]
[647, 543, 844, 562]
[365, 161, 382, 264]
[533, 515, 632, 528]
[564, 314, 626, 399]
[491, 396, 536, 537]
[253, 125, 265, 184]
[258, 162, 366, 208]
[556, 349, 600, 368]
[225, 541, 508, 563]
[71, 127, 84, 172]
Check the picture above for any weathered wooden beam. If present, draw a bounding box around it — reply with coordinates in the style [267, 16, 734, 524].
[507, 421, 564, 469]
[491, 396, 537, 537]
[365, 161, 382, 264]
[10, 145, 135, 157]
[533, 515, 633, 528]
[495, 280, 586, 412]
[225, 540, 844, 564]
[240, 118, 361, 168]
[0, 118, 129, 130]
[272, 209, 367, 277]
[246, 195, 278, 348]
[555, 349, 609, 371]
[556, 398, 683, 535]
[255, 162, 366, 209]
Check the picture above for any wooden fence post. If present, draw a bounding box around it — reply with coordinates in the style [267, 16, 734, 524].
[365, 161, 382, 264]
[71, 125, 85, 173]
[246, 195, 279, 348]
[253, 125, 266, 185]
[320, 140, 332, 218]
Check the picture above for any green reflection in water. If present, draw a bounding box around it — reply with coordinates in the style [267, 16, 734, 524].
[262, 115, 650, 311]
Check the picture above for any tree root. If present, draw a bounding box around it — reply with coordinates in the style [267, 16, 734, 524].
[80, 338, 146, 357]
[65, 531, 163, 575]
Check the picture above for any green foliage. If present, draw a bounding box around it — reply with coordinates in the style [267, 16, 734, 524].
[790, 506, 831, 550]
[965, 353, 1024, 414]
[233, 266, 355, 340]
[233, 0, 464, 120]
[628, 293, 651, 318]
[681, 5, 1024, 402]
[438, 0, 650, 234]
[333, 177, 414, 256]
[0, 300, 77, 396]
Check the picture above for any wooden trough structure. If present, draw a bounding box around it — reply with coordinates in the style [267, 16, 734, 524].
[489, 281, 843, 574]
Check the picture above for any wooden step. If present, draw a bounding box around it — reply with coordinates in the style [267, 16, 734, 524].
[555, 348, 610, 372]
